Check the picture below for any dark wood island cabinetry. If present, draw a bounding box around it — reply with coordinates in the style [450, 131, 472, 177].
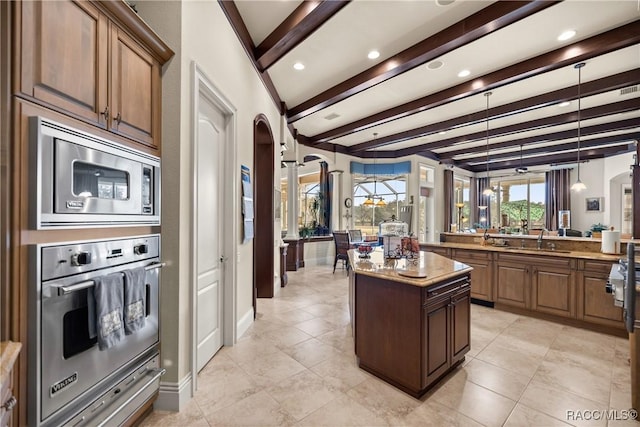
[349, 250, 472, 397]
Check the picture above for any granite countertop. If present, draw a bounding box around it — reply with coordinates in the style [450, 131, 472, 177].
[420, 241, 625, 262]
[348, 248, 472, 287]
[0, 341, 22, 387]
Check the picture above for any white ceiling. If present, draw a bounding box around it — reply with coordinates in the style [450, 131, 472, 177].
[228, 0, 640, 173]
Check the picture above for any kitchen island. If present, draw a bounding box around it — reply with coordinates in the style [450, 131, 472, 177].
[348, 249, 472, 397]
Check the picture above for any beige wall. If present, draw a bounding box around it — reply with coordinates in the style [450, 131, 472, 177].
[136, 0, 284, 404]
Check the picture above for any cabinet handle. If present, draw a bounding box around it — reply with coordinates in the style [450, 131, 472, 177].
[100, 106, 109, 122]
[2, 395, 17, 411]
[115, 112, 122, 125]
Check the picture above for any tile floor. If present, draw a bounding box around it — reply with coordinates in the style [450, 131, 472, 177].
[142, 265, 636, 427]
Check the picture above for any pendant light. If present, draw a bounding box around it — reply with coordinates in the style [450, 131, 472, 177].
[363, 133, 387, 207]
[482, 92, 494, 197]
[515, 144, 528, 174]
[571, 62, 587, 192]
[374, 134, 386, 207]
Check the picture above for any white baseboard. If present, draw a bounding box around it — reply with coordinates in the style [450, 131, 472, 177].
[237, 306, 254, 339]
[155, 374, 192, 412]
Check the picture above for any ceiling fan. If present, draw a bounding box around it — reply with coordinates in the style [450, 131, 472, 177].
[515, 145, 528, 174]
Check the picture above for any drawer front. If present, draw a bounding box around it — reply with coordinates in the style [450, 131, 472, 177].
[452, 249, 491, 261]
[498, 253, 573, 269]
[424, 275, 469, 304]
[578, 259, 616, 274]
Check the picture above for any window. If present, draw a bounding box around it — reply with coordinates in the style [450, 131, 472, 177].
[452, 176, 470, 231]
[299, 173, 320, 228]
[352, 175, 407, 236]
[489, 175, 545, 231]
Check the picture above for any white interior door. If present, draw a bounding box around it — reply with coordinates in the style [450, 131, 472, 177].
[195, 94, 225, 372]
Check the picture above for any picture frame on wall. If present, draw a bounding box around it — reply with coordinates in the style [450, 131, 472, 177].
[585, 197, 604, 212]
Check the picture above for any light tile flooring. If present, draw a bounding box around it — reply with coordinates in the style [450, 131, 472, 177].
[142, 265, 636, 427]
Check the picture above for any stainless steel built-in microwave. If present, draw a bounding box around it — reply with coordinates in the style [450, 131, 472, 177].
[30, 117, 160, 229]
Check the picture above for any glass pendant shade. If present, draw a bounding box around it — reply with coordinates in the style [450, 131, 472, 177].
[376, 198, 386, 207]
[571, 179, 586, 192]
[363, 197, 374, 207]
[482, 187, 494, 197]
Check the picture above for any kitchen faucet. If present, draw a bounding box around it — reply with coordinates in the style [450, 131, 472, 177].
[537, 228, 548, 250]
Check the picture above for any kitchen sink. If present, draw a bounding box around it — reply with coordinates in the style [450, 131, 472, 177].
[500, 246, 571, 254]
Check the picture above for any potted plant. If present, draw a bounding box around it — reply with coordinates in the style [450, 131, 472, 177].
[590, 223, 608, 238]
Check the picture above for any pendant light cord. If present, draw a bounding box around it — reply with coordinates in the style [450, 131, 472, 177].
[576, 63, 583, 180]
[485, 92, 491, 175]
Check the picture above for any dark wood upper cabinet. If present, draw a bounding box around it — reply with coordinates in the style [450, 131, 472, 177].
[17, 0, 171, 149]
[19, 1, 108, 125]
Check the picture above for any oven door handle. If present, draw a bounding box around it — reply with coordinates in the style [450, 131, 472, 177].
[55, 262, 166, 296]
[96, 367, 166, 427]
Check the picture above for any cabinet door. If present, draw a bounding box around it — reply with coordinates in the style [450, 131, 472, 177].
[496, 262, 529, 308]
[20, 0, 108, 124]
[451, 287, 470, 364]
[579, 272, 624, 327]
[423, 300, 450, 387]
[531, 266, 575, 318]
[110, 27, 159, 147]
[458, 259, 492, 301]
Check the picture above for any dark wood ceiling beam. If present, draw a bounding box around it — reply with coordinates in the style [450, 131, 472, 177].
[256, 1, 351, 71]
[218, 0, 283, 108]
[457, 132, 640, 164]
[307, 21, 640, 142]
[468, 144, 635, 172]
[287, 0, 559, 123]
[437, 116, 640, 159]
[396, 99, 640, 157]
[347, 69, 640, 153]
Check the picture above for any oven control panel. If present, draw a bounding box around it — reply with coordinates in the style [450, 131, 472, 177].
[40, 235, 160, 281]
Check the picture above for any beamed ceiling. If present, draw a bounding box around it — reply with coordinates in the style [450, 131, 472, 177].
[220, 0, 640, 173]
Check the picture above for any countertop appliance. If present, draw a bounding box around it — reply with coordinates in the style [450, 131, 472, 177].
[29, 235, 165, 426]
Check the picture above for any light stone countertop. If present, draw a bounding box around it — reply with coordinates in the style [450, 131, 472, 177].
[420, 241, 627, 262]
[348, 248, 472, 287]
[0, 341, 22, 388]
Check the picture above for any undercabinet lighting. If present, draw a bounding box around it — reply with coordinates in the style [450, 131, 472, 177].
[558, 30, 576, 41]
[368, 50, 380, 60]
[558, 101, 571, 107]
[438, 131, 447, 135]
[457, 69, 470, 78]
[293, 62, 305, 70]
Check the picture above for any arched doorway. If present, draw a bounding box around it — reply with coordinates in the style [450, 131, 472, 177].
[253, 115, 275, 308]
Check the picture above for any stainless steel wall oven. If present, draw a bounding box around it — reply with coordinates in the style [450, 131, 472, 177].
[29, 235, 165, 426]
[30, 116, 160, 228]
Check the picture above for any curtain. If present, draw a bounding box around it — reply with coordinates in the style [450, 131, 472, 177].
[319, 161, 330, 232]
[545, 169, 571, 230]
[443, 169, 453, 232]
[327, 172, 333, 232]
[476, 177, 492, 229]
[470, 177, 478, 227]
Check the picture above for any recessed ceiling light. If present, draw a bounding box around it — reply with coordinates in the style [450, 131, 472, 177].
[427, 60, 443, 70]
[435, 0, 455, 6]
[368, 50, 380, 60]
[558, 101, 571, 107]
[558, 30, 576, 41]
[457, 69, 470, 78]
[293, 62, 305, 70]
